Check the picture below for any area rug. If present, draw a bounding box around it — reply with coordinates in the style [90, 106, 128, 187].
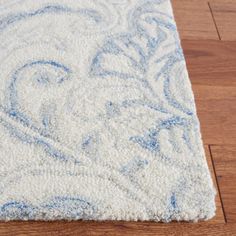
[0, 0, 216, 222]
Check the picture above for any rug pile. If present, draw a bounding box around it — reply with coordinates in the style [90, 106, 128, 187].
[0, 0, 215, 221]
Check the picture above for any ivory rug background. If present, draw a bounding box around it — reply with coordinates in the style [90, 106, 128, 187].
[0, 0, 215, 221]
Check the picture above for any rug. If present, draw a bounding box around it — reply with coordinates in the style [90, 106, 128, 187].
[0, 0, 216, 222]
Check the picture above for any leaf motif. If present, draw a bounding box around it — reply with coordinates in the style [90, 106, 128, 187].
[89, 1, 197, 156]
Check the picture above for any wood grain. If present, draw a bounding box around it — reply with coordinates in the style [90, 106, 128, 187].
[182, 40, 236, 85]
[0, 221, 236, 236]
[205, 146, 225, 223]
[181, 40, 236, 145]
[172, 0, 219, 40]
[209, 0, 236, 41]
[210, 145, 236, 223]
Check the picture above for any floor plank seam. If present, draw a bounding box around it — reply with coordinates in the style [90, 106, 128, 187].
[208, 145, 227, 223]
[208, 2, 222, 40]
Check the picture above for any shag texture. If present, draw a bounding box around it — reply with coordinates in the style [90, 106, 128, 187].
[0, 0, 216, 222]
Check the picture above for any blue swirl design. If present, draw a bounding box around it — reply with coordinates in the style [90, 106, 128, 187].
[0, 197, 97, 220]
[0, 0, 215, 221]
[0, 3, 116, 34]
[129, 116, 192, 154]
[8, 60, 71, 125]
[90, 0, 196, 159]
[0, 59, 74, 162]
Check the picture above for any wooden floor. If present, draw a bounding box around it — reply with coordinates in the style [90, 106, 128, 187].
[1, 0, 236, 235]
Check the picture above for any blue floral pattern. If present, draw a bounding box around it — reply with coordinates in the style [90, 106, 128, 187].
[0, 0, 215, 221]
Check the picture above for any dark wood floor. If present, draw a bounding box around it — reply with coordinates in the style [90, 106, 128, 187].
[1, 0, 236, 235]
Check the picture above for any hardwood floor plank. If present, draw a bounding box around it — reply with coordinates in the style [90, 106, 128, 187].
[209, 0, 236, 41]
[210, 145, 236, 223]
[0, 221, 234, 236]
[193, 85, 236, 145]
[181, 40, 236, 145]
[205, 146, 225, 223]
[172, 0, 219, 40]
[182, 40, 236, 85]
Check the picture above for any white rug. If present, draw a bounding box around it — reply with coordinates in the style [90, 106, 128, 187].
[0, 0, 216, 222]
